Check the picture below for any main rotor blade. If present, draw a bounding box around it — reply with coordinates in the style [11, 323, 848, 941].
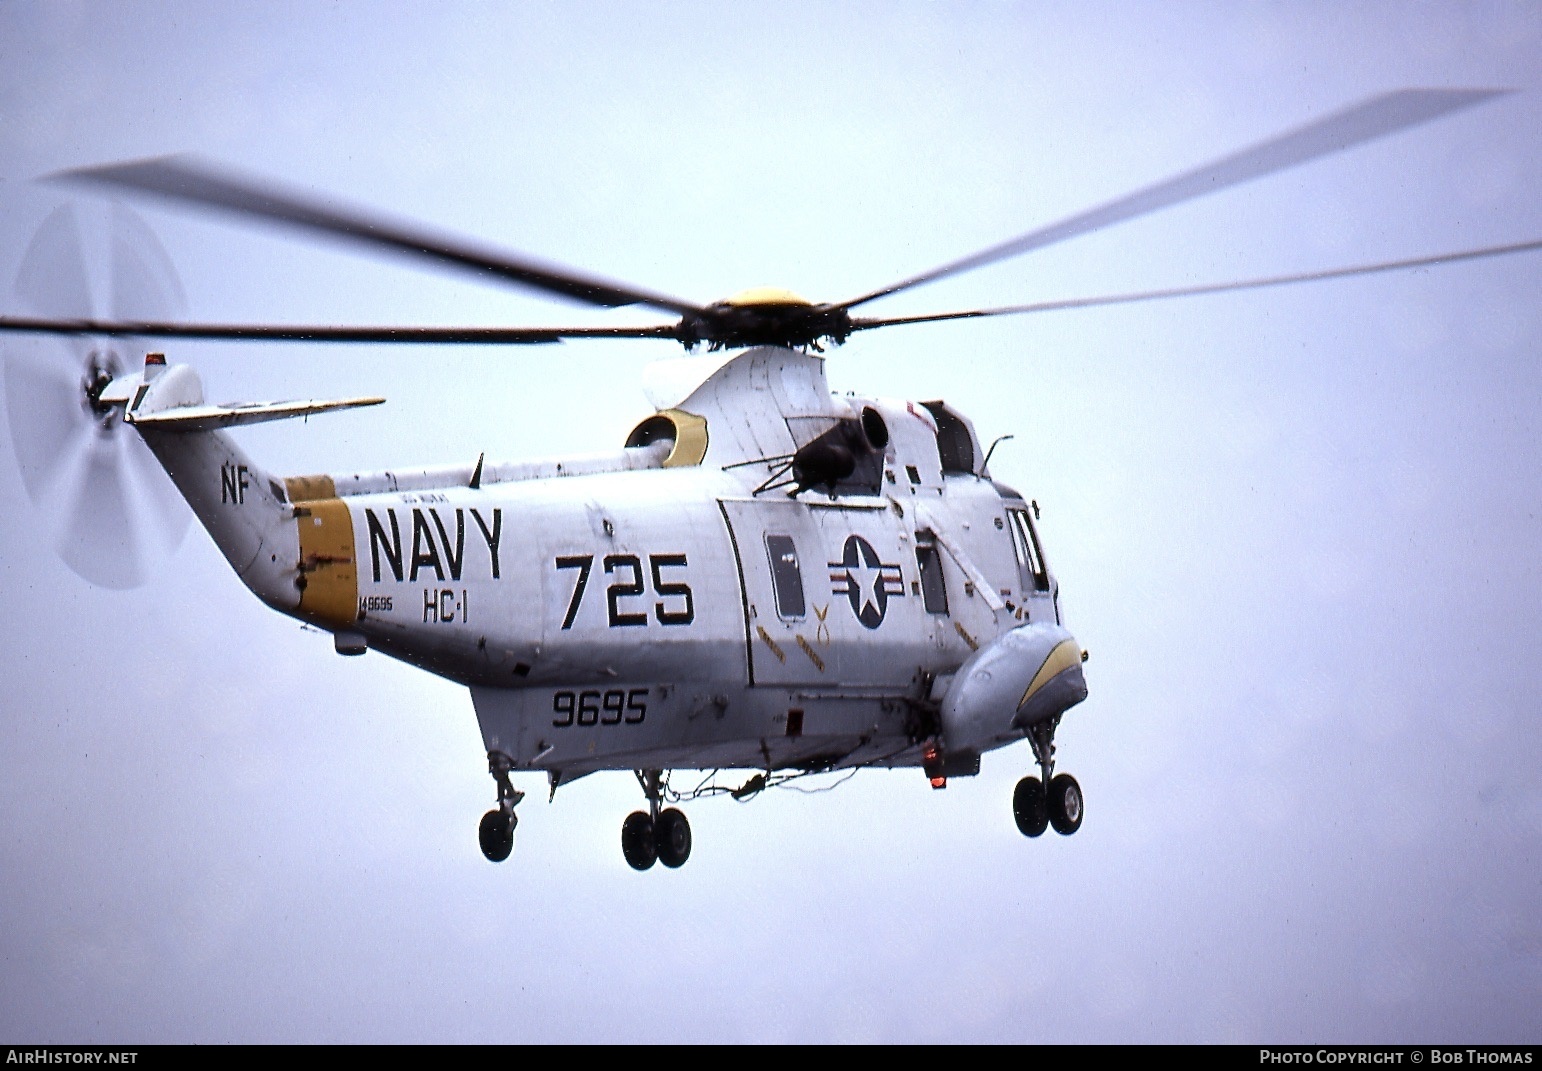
[841, 88, 1509, 311]
[54, 155, 706, 318]
[0, 318, 682, 345]
[846, 237, 1542, 332]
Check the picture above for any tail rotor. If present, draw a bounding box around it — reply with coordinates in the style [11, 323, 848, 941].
[4, 204, 192, 589]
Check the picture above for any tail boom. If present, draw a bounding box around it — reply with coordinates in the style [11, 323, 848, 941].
[126, 358, 372, 632]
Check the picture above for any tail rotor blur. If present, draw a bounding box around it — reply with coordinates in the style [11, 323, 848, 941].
[3, 204, 192, 589]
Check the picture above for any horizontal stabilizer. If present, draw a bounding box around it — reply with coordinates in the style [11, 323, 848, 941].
[128, 396, 384, 431]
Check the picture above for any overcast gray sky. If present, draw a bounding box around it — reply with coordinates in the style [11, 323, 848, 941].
[1, 1, 1538, 1043]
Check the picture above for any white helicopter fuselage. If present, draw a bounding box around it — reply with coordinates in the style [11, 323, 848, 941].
[128, 345, 1087, 792]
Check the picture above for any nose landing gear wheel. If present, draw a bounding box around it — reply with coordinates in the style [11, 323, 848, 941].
[479, 808, 516, 862]
[1048, 773, 1083, 835]
[655, 807, 692, 868]
[621, 810, 657, 871]
[1013, 776, 1049, 837]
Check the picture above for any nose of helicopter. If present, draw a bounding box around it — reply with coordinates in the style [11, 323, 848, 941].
[939, 622, 1088, 756]
[1011, 630, 1089, 731]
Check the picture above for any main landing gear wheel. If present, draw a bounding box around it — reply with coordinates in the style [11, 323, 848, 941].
[655, 807, 692, 868]
[621, 811, 657, 871]
[479, 750, 524, 863]
[1048, 773, 1083, 835]
[624, 769, 692, 871]
[1013, 776, 1049, 837]
[479, 809, 516, 862]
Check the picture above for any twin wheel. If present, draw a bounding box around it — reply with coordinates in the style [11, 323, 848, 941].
[621, 807, 692, 870]
[1013, 773, 1083, 837]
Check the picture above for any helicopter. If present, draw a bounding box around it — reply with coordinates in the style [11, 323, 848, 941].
[3, 87, 1537, 870]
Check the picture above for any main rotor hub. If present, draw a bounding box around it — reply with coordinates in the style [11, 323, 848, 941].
[680, 287, 852, 351]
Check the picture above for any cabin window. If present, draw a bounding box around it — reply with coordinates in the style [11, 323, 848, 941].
[916, 538, 949, 614]
[764, 534, 806, 618]
[1009, 509, 1050, 591]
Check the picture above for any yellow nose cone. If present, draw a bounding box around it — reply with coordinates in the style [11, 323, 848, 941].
[722, 286, 813, 308]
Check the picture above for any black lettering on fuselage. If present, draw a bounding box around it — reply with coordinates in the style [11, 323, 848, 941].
[365, 506, 503, 583]
[431, 510, 466, 581]
[472, 508, 502, 580]
[366, 508, 403, 582]
[220, 462, 250, 505]
[421, 587, 468, 624]
[410, 509, 445, 581]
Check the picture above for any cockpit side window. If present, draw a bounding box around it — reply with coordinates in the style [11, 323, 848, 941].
[1008, 509, 1050, 591]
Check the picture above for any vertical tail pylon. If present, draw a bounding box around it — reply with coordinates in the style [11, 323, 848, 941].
[121, 356, 302, 615]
